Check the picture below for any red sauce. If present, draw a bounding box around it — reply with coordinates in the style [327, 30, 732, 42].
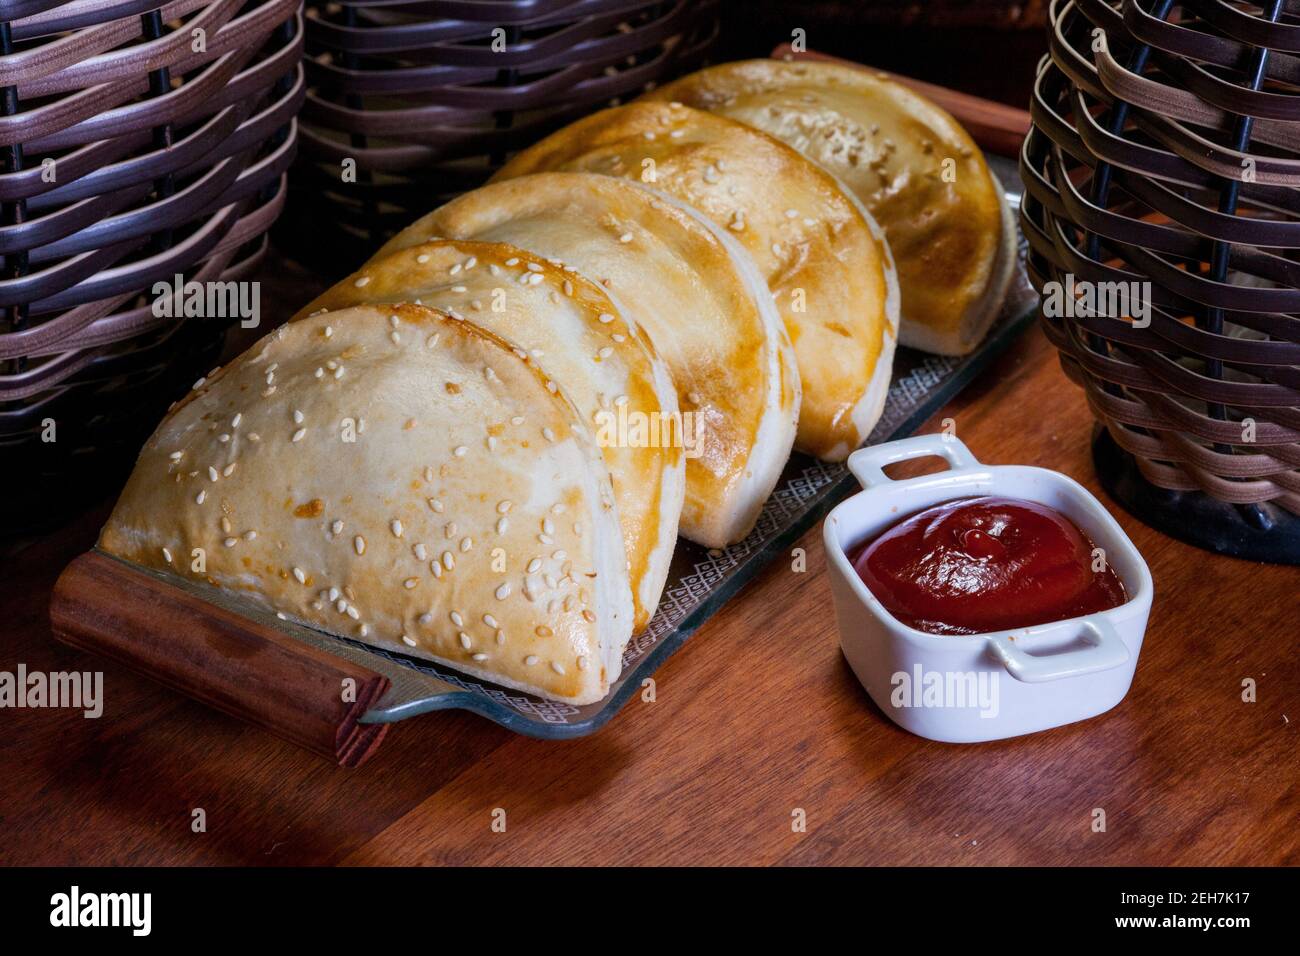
[849, 496, 1126, 635]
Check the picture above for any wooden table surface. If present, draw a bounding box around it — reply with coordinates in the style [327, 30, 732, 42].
[4, 286, 1296, 865]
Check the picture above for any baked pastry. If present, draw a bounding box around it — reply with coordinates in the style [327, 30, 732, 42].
[490, 102, 899, 462]
[98, 303, 633, 704]
[644, 59, 1016, 356]
[294, 238, 684, 630]
[378, 171, 799, 549]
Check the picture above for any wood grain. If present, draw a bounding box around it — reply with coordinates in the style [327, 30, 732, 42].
[3, 309, 1296, 865]
[50, 552, 390, 768]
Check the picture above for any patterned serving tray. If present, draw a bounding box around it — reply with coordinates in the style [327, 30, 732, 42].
[256, 155, 1039, 738]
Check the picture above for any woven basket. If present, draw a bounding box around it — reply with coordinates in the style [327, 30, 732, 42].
[1021, 0, 1300, 532]
[289, 0, 720, 273]
[0, 0, 303, 534]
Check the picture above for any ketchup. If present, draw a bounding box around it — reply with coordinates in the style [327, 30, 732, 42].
[849, 496, 1126, 635]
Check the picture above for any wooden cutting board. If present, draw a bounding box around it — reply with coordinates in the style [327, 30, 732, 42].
[47, 56, 1033, 769]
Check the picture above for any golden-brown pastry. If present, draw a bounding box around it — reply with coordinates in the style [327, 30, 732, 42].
[99, 304, 633, 704]
[490, 102, 898, 462]
[378, 171, 799, 549]
[644, 59, 1015, 356]
[294, 238, 683, 630]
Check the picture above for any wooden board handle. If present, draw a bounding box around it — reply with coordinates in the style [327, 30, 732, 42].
[770, 45, 1032, 157]
[50, 552, 390, 767]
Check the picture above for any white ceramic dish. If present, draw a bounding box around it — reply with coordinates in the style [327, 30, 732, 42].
[823, 433, 1153, 743]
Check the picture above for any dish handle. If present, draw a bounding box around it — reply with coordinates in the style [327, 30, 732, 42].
[986, 619, 1130, 683]
[846, 433, 981, 490]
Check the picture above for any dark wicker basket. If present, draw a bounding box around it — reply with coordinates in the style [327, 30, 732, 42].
[288, 0, 720, 273]
[1021, 0, 1300, 557]
[0, 0, 303, 534]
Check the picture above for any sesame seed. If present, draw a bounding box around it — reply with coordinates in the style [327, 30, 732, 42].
[428, 498, 444, 513]
[333, 367, 344, 380]
[169, 451, 184, 461]
[218, 434, 230, 444]
[324, 325, 333, 338]
[276, 612, 288, 621]
[336, 598, 348, 614]
[527, 558, 542, 574]
[525, 655, 540, 666]
[495, 583, 511, 600]
[496, 630, 506, 645]
[483, 613, 499, 629]
[222, 463, 236, 477]
[195, 491, 206, 505]
[598, 313, 615, 324]
[542, 518, 554, 534]
[414, 543, 427, 561]
[550, 661, 566, 675]
[505, 257, 519, 267]
[292, 428, 306, 443]
[526, 262, 543, 273]
[346, 605, 359, 620]
[496, 517, 509, 535]
[460, 537, 473, 552]
[331, 520, 343, 534]
[416, 254, 430, 264]
[162, 547, 173, 563]
[208, 466, 219, 482]
[472, 653, 488, 662]
[618, 232, 633, 243]
[328, 587, 339, 601]
[403, 577, 418, 589]
[577, 655, 590, 670]
[244, 530, 257, 541]
[442, 551, 455, 571]
[497, 500, 512, 514]
[453, 446, 467, 457]
[419, 613, 433, 625]
[444, 522, 457, 539]
[402, 635, 416, 647]
[292, 567, 306, 584]
[582, 609, 596, 623]
[390, 519, 404, 538]
[293, 409, 304, 424]
[450, 611, 464, 627]
[459, 632, 472, 650]
[354, 276, 370, 288]
[465, 257, 477, 269]
[390, 331, 401, 345]
[354, 535, 366, 555]
[314, 368, 324, 379]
